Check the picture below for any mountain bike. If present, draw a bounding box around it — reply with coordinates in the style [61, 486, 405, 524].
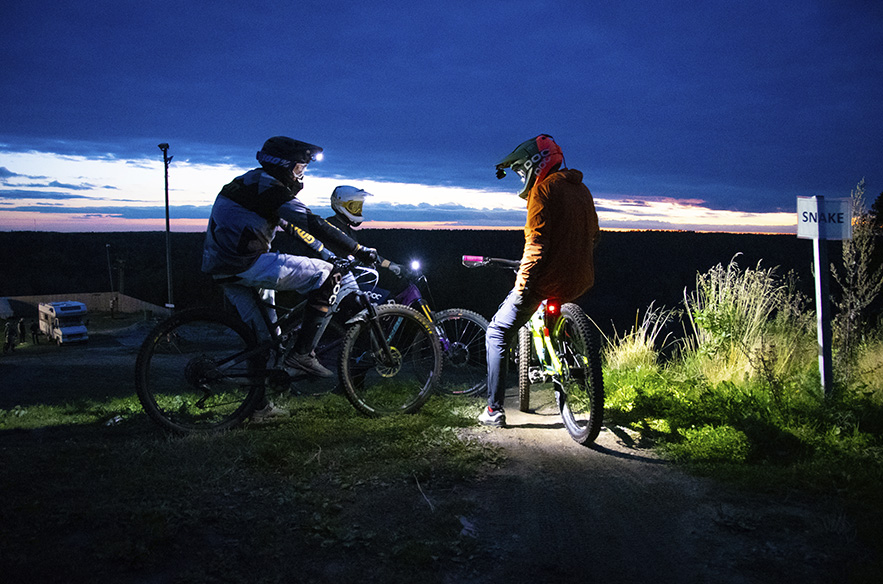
[358, 261, 489, 397]
[135, 259, 443, 433]
[462, 255, 604, 446]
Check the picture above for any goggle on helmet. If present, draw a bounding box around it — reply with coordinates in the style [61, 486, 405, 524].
[495, 134, 564, 199]
[331, 185, 372, 226]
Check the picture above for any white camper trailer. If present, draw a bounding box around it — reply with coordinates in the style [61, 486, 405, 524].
[39, 301, 88, 344]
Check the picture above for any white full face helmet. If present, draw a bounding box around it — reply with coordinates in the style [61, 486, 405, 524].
[331, 185, 372, 226]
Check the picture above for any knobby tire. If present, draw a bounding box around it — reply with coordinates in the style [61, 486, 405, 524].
[135, 308, 266, 433]
[517, 326, 532, 412]
[553, 303, 605, 445]
[338, 304, 442, 416]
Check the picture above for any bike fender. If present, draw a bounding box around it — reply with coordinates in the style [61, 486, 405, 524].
[344, 309, 370, 326]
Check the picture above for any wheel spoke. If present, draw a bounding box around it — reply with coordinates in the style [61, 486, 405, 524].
[339, 305, 442, 416]
[434, 309, 489, 396]
[552, 304, 605, 445]
[135, 309, 265, 433]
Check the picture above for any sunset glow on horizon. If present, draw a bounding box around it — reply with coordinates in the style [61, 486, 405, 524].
[1, 150, 800, 235]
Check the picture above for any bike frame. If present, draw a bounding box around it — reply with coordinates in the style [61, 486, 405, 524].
[526, 300, 564, 380]
[234, 261, 399, 374]
[354, 265, 450, 347]
[526, 300, 590, 386]
[461, 255, 585, 382]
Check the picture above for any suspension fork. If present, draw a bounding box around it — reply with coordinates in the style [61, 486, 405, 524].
[360, 294, 398, 366]
[411, 296, 451, 351]
[411, 297, 435, 324]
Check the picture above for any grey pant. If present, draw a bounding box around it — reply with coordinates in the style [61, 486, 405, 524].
[222, 252, 331, 342]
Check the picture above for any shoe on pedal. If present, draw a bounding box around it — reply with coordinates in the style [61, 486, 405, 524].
[284, 351, 333, 378]
[478, 407, 505, 427]
[251, 402, 289, 424]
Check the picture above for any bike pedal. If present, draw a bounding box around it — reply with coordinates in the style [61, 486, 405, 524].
[266, 369, 291, 388]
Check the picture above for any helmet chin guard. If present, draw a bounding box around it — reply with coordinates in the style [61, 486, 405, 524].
[495, 134, 564, 199]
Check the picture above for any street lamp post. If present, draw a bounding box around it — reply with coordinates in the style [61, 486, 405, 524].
[105, 243, 114, 292]
[158, 143, 175, 310]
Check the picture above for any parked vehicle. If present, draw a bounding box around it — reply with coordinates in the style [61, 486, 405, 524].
[38, 301, 88, 344]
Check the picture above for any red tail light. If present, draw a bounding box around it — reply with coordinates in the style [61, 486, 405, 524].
[547, 301, 560, 315]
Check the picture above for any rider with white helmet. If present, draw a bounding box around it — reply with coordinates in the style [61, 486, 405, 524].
[326, 185, 404, 277]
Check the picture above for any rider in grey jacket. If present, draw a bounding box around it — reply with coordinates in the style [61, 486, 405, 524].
[202, 136, 377, 379]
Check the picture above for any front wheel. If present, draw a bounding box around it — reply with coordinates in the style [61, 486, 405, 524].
[517, 326, 532, 412]
[433, 308, 489, 396]
[552, 304, 604, 445]
[135, 308, 266, 433]
[339, 304, 442, 416]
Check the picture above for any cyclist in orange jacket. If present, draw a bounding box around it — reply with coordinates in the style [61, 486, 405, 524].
[480, 134, 600, 427]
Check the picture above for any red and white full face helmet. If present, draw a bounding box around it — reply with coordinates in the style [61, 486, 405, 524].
[494, 134, 564, 199]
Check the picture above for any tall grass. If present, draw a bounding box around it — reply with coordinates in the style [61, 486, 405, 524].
[601, 255, 883, 511]
[598, 302, 676, 374]
[679, 255, 817, 395]
[832, 178, 883, 382]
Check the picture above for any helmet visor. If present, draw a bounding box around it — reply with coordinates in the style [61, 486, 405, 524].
[341, 199, 364, 216]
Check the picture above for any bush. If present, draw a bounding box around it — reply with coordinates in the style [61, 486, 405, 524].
[664, 424, 751, 463]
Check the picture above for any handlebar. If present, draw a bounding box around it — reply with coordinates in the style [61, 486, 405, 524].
[461, 255, 521, 269]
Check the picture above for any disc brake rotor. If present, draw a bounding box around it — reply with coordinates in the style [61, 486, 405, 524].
[375, 346, 402, 378]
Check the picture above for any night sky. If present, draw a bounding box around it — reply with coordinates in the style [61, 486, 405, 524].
[1, 1, 881, 232]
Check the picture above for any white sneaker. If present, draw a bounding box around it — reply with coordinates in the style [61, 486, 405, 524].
[478, 407, 505, 427]
[251, 402, 289, 423]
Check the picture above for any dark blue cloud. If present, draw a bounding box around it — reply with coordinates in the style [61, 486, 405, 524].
[43, 180, 117, 191]
[0, 190, 95, 201]
[4, 204, 214, 220]
[1, 1, 881, 218]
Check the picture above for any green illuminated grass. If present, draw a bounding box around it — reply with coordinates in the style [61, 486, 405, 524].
[0, 393, 500, 583]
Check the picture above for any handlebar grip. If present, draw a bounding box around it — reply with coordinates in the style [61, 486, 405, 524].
[461, 255, 489, 268]
[461, 255, 521, 269]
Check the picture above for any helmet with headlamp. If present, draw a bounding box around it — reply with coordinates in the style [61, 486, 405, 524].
[257, 136, 324, 183]
[494, 134, 564, 199]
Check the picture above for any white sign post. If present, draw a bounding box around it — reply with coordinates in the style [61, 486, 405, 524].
[797, 195, 852, 397]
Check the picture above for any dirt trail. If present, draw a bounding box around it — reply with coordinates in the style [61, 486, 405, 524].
[456, 402, 863, 584]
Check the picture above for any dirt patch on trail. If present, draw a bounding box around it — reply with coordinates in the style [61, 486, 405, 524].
[453, 402, 867, 584]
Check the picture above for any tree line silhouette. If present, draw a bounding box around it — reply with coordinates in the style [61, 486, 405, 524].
[1, 229, 864, 336]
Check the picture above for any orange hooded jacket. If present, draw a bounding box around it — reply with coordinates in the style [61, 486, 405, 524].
[515, 168, 599, 302]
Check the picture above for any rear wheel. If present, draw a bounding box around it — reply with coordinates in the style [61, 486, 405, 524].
[433, 308, 489, 396]
[135, 308, 266, 433]
[517, 326, 532, 412]
[552, 303, 604, 445]
[339, 304, 442, 416]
